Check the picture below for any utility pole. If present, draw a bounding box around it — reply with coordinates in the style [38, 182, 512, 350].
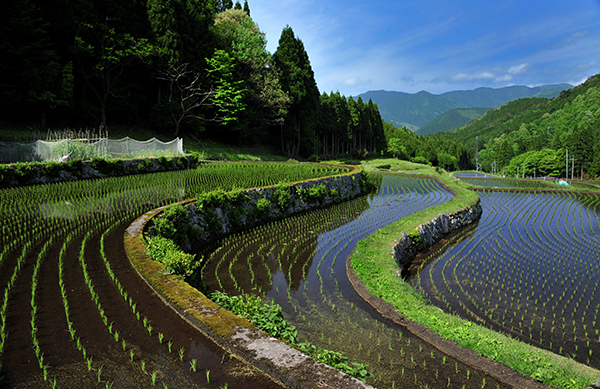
[522, 161, 525, 179]
[534, 167, 536, 179]
[475, 135, 479, 172]
[566, 149, 568, 181]
[571, 156, 576, 181]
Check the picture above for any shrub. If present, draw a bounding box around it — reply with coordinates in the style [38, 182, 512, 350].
[255, 197, 271, 217]
[408, 229, 421, 246]
[226, 187, 249, 206]
[66, 158, 82, 173]
[91, 157, 109, 174]
[110, 159, 124, 174]
[411, 156, 431, 165]
[329, 188, 339, 200]
[203, 208, 223, 235]
[153, 204, 191, 246]
[273, 183, 292, 212]
[92, 157, 124, 175]
[144, 158, 154, 170]
[157, 156, 169, 168]
[295, 185, 307, 203]
[44, 162, 61, 178]
[14, 162, 37, 182]
[0, 164, 13, 185]
[145, 235, 200, 277]
[229, 206, 246, 229]
[197, 189, 227, 208]
[306, 183, 328, 203]
[359, 171, 370, 192]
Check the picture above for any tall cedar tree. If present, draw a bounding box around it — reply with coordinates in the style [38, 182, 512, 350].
[273, 26, 319, 157]
[213, 9, 288, 143]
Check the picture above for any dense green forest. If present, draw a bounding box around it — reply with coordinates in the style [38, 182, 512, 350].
[0, 0, 385, 158]
[415, 107, 490, 136]
[441, 74, 600, 178]
[383, 122, 472, 171]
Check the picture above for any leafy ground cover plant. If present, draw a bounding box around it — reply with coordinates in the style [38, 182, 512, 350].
[209, 291, 373, 382]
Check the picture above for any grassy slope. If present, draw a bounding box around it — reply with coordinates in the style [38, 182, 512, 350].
[350, 159, 600, 389]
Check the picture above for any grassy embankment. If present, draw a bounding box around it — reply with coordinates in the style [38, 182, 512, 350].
[350, 159, 600, 389]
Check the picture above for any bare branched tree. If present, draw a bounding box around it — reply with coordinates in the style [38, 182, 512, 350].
[157, 63, 216, 136]
[157, 56, 245, 136]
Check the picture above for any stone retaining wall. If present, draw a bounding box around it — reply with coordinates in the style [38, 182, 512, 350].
[126, 166, 374, 389]
[0, 155, 199, 188]
[151, 169, 365, 252]
[393, 200, 482, 273]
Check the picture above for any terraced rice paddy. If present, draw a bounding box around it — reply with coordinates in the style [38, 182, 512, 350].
[413, 190, 600, 370]
[0, 162, 346, 388]
[201, 175, 508, 389]
[459, 177, 555, 189]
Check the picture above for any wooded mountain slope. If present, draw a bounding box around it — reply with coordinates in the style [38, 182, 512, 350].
[440, 74, 600, 178]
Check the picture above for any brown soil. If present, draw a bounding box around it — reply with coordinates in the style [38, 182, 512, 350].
[0, 219, 285, 389]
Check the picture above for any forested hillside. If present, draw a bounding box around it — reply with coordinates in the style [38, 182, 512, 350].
[0, 0, 385, 158]
[441, 74, 600, 178]
[383, 122, 472, 171]
[357, 90, 464, 129]
[439, 84, 571, 108]
[357, 84, 570, 131]
[415, 107, 490, 136]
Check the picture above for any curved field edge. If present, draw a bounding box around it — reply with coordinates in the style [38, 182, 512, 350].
[349, 174, 600, 389]
[123, 165, 374, 389]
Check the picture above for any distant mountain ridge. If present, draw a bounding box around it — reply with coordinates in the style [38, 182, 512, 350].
[439, 84, 573, 107]
[416, 107, 492, 136]
[356, 84, 572, 133]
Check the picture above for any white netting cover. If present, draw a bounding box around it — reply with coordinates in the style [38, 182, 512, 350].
[0, 137, 183, 163]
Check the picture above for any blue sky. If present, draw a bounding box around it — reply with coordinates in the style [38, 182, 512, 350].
[249, 0, 600, 96]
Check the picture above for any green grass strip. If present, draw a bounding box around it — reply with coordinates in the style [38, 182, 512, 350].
[350, 173, 599, 389]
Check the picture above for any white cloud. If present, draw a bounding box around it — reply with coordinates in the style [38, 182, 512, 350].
[343, 77, 373, 87]
[452, 72, 495, 82]
[449, 63, 532, 85]
[495, 75, 513, 82]
[507, 63, 530, 75]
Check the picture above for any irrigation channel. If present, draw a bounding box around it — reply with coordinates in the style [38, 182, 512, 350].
[412, 188, 600, 370]
[0, 162, 350, 388]
[201, 174, 509, 389]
